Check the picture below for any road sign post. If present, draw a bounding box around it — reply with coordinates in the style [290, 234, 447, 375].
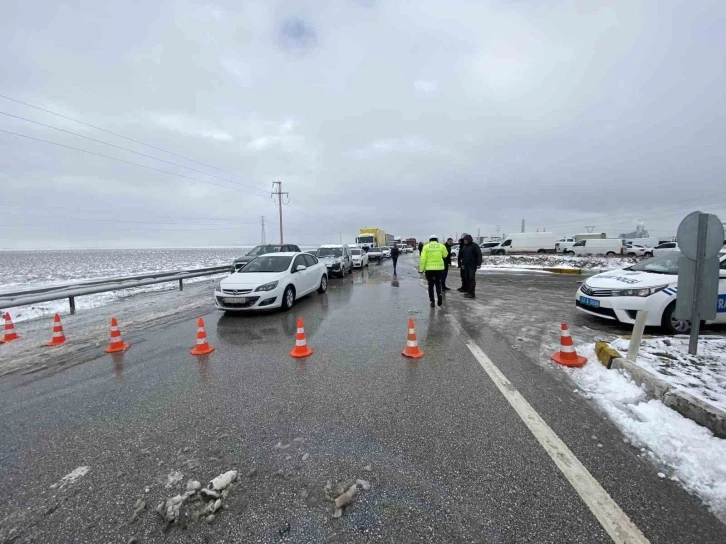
[675, 211, 724, 356]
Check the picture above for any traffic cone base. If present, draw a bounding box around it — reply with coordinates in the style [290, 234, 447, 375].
[290, 317, 313, 358]
[551, 322, 587, 368]
[191, 317, 215, 355]
[105, 317, 130, 353]
[2, 313, 19, 343]
[47, 313, 67, 347]
[401, 318, 424, 358]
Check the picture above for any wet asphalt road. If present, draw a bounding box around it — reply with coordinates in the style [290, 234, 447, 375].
[1, 255, 725, 543]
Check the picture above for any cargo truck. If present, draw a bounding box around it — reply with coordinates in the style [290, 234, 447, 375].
[356, 228, 390, 251]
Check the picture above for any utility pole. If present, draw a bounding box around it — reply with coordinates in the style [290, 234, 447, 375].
[271, 181, 288, 243]
[260, 216, 266, 244]
[521, 219, 525, 233]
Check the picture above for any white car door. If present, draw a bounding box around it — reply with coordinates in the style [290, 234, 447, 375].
[290, 255, 310, 294]
[303, 254, 321, 293]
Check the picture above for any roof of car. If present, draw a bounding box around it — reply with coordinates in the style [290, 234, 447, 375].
[319, 244, 346, 248]
[257, 252, 300, 257]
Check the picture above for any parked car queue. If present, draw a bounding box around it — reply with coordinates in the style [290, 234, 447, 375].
[219, 243, 407, 312]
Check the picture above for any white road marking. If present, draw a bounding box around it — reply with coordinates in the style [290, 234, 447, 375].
[446, 314, 649, 544]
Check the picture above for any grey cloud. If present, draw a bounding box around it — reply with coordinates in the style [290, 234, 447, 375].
[1, 0, 725, 249]
[278, 16, 317, 55]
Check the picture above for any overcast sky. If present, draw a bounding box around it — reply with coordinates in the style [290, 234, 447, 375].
[2, 0, 725, 249]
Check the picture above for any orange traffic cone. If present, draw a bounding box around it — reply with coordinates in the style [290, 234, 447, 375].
[47, 313, 67, 347]
[104, 317, 129, 353]
[551, 322, 587, 368]
[401, 318, 424, 359]
[1, 313, 19, 343]
[190, 317, 215, 355]
[290, 317, 313, 358]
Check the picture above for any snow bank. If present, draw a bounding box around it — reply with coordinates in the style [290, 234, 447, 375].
[610, 336, 726, 412]
[481, 254, 640, 270]
[560, 344, 726, 521]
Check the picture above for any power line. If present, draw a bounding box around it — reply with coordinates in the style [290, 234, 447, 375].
[0, 201, 257, 225]
[0, 93, 270, 189]
[0, 129, 272, 197]
[0, 220, 258, 232]
[0, 110, 270, 196]
[0, 208, 260, 227]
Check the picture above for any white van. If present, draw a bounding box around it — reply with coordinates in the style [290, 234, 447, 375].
[571, 238, 625, 256]
[556, 237, 576, 253]
[492, 232, 556, 255]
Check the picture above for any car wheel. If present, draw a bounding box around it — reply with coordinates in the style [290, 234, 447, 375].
[282, 286, 295, 311]
[537, 249, 546, 254]
[662, 301, 689, 335]
[606, 251, 616, 257]
[627, 252, 636, 257]
[317, 275, 328, 294]
[645, 252, 653, 257]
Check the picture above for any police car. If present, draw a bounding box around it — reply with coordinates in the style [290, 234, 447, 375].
[575, 251, 726, 334]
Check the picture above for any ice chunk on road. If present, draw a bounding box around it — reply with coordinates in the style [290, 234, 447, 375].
[211, 470, 237, 491]
[51, 466, 90, 489]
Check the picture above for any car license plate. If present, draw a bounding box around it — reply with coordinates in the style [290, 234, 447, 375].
[579, 296, 600, 308]
[224, 297, 246, 303]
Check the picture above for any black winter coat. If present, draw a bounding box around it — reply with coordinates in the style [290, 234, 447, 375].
[459, 237, 483, 268]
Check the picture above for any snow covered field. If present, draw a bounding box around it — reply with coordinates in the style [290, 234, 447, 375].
[0, 247, 318, 322]
[611, 336, 726, 412]
[554, 343, 726, 522]
[0, 248, 244, 322]
[479, 254, 641, 271]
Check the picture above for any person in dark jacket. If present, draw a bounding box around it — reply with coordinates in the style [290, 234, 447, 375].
[458, 234, 482, 298]
[456, 236, 467, 292]
[418, 241, 424, 254]
[390, 244, 400, 275]
[441, 238, 453, 291]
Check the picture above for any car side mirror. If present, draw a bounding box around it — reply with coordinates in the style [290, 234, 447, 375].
[296, 265, 307, 272]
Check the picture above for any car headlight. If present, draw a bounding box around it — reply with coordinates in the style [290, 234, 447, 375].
[217, 281, 224, 291]
[612, 286, 667, 297]
[255, 281, 279, 292]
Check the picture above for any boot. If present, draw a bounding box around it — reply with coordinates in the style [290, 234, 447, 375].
[464, 293, 475, 299]
[430, 300, 435, 307]
[437, 296, 443, 306]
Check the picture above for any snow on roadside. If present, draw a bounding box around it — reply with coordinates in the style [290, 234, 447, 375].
[609, 336, 726, 412]
[557, 343, 726, 522]
[480, 254, 640, 270]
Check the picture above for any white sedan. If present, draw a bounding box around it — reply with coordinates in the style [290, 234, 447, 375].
[381, 246, 392, 258]
[652, 242, 679, 256]
[215, 252, 327, 312]
[576, 251, 726, 334]
[351, 247, 369, 268]
[624, 244, 652, 257]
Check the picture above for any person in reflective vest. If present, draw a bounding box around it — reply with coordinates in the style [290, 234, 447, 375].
[419, 235, 448, 307]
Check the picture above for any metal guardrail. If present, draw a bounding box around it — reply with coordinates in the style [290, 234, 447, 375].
[0, 265, 231, 314]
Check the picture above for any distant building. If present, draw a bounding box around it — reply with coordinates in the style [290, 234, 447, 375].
[619, 224, 649, 239]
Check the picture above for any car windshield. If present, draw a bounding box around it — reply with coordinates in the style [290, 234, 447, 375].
[351, 249, 361, 255]
[357, 236, 375, 243]
[627, 252, 681, 275]
[247, 245, 280, 256]
[240, 256, 292, 273]
[317, 247, 342, 258]
[369, 248, 381, 253]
